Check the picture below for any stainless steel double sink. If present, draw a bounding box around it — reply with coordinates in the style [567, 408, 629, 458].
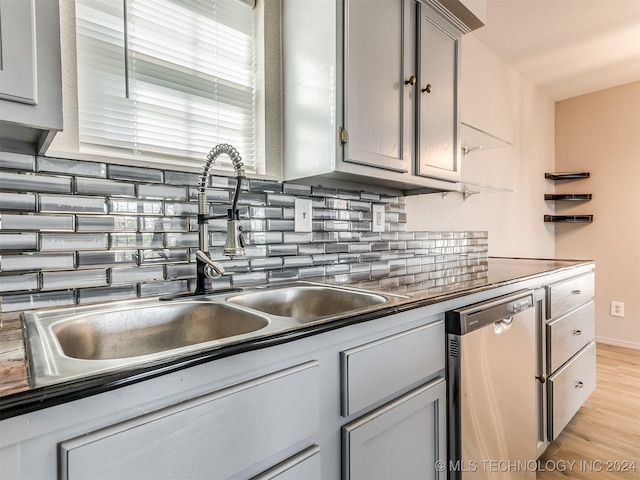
[24, 283, 396, 386]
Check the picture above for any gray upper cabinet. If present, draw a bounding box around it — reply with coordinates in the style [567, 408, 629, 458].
[282, 0, 475, 195]
[0, 0, 62, 154]
[415, 2, 461, 183]
[343, 0, 413, 175]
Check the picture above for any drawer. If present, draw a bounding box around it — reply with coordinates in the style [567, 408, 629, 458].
[546, 272, 594, 319]
[340, 320, 445, 416]
[547, 301, 595, 373]
[59, 362, 319, 480]
[252, 446, 321, 480]
[548, 342, 596, 440]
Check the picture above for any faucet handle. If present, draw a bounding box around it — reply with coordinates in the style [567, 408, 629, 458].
[195, 250, 225, 278]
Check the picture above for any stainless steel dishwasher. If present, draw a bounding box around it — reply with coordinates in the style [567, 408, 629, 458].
[446, 290, 538, 480]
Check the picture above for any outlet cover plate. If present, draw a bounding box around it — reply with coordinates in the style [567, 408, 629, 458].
[294, 198, 313, 232]
[372, 204, 385, 232]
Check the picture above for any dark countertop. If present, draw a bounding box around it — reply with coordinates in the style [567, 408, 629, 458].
[0, 257, 594, 419]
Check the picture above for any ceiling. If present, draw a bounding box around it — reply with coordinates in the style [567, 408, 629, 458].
[470, 0, 640, 101]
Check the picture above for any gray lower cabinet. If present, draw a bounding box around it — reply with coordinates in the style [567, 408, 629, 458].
[59, 363, 320, 480]
[251, 446, 321, 480]
[545, 272, 596, 441]
[342, 378, 447, 480]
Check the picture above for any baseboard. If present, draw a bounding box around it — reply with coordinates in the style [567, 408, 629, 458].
[595, 336, 640, 351]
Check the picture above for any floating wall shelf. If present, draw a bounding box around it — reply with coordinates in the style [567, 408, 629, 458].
[544, 215, 593, 223]
[544, 194, 592, 201]
[544, 172, 590, 180]
[460, 122, 512, 158]
[544, 172, 592, 223]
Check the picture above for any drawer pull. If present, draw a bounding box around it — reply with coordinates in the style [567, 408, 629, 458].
[536, 374, 546, 384]
[572, 330, 582, 336]
[571, 289, 582, 295]
[575, 381, 584, 389]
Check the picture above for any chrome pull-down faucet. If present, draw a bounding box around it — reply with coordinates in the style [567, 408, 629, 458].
[195, 143, 246, 295]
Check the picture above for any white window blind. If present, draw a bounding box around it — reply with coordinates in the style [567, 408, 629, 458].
[75, 0, 258, 172]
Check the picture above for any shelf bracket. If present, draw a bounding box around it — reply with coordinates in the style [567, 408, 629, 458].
[462, 145, 481, 158]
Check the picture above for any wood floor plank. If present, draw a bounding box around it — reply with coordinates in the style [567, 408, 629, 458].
[537, 343, 640, 479]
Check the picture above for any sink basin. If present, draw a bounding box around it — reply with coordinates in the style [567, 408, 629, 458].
[50, 303, 269, 360]
[24, 300, 271, 385]
[226, 285, 387, 320]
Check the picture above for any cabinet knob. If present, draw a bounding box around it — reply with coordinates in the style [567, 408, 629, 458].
[575, 381, 584, 389]
[571, 289, 582, 295]
[535, 374, 546, 384]
[421, 84, 432, 93]
[405, 76, 417, 86]
[572, 330, 582, 336]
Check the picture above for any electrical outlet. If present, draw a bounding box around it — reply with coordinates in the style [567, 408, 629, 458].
[372, 204, 385, 232]
[294, 198, 312, 232]
[610, 301, 625, 318]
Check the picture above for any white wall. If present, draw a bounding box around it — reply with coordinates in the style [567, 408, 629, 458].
[406, 35, 556, 258]
[555, 81, 640, 350]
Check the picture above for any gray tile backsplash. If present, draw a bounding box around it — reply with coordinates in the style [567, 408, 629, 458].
[0, 154, 489, 312]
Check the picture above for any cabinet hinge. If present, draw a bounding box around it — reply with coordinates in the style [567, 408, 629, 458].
[339, 127, 348, 145]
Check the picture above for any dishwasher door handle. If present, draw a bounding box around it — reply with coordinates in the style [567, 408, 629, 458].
[493, 316, 513, 334]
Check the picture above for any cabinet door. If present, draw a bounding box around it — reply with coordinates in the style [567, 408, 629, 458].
[0, 0, 37, 104]
[415, 3, 461, 183]
[342, 378, 446, 480]
[343, 0, 413, 173]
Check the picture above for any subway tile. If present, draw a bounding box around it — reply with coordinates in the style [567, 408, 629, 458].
[237, 193, 267, 206]
[111, 265, 164, 284]
[38, 156, 106, 178]
[311, 187, 338, 198]
[246, 232, 282, 245]
[350, 221, 371, 231]
[216, 258, 251, 273]
[205, 218, 228, 232]
[164, 201, 196, 216]
[338, 253, 360, 264]
[298, 243, 324, 255]
[338, 232, 360, 242]
[77, 250, 138, 268]
[231, 271, 266, 287]
[239, 219, 266, 232]
[350, 201, 371, 211]
[40, 233, 108, 251]
[361, 252, 381, 262]
[40, 194, 106, 214]
[206, 276, 233, 291]
[337, 190, 360, 200]
[164, 232, 198, 248]
[1, 214, 74, 232]
[0, 152, 34, 171]
[108, 164, 163, 183]
[283, 256, 313, 268]
[250, 257, 283, 270]
[0, 290, 75, 313]
[0, 172, 71, 194]
[110, 233, 163, 249]
[298, 266, 325, 279]
[388, 223, 405, 232]
[348, 242, 371, 253]
[78, 285, 138, 304]
[208, 176, 236, 189]
[249, 206, 282, 219]
[0, 192, 37, 211]
[325, 243, 349, 254]
[326, 264, 349, 275]
[0, 273, 39, 292]
[0, 252, 75, 272]
[164, 171, 200, 186]
[249, 179, 282, 193]
[381, 232, 399, 241]
[109, 199, 163, 216]
[243, 245, 267, 257]
[188, 187, 230, 202]
[74, 177, 136, 197]
[311, 221, 324, 231]
[359, 232, 382, 242]
[310, 198, 325, 208]
[266, 244, 298, 256]
[283, 232, 312, 244]
[268, 269, 299, 282]
[139, 280, 188, 297]
[360, 192, 380, 202]
[325, 198, 349, 210]
[0, 233, 38, 251]
[76, 215, 137, 232]
[208, 231, 228, 247]
[282, 183, 311, 195]
[140, 249, 189, 264]
[312, 232, 338, 243]
[41, 269, 108, 291]
[312, 254, 339, 265]
[266, 194, 295, 207]
[165, 263, 197, 279]
[349, 262, 371, 274]
[266, 219, 294, 231]
[371, 242, 391, 252]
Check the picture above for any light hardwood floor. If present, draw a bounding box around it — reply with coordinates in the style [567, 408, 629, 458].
[537, 343, 640, 479]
